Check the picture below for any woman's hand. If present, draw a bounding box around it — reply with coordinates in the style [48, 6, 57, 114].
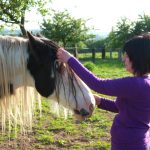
[93, 94, 101, 106]
[57, 47, 73, 63]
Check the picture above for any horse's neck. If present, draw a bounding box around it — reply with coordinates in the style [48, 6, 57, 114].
[0, 36, 35, 90]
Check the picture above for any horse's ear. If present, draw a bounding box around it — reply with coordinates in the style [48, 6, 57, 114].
[27, 31, 42, 46]
[27, 31, 45, 62]
[27, 31, 34, 39]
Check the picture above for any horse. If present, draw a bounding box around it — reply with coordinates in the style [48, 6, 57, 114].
[0, 32, 95, 133]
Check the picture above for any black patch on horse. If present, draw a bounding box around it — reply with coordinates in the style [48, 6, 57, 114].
[27, 32, 58, 97]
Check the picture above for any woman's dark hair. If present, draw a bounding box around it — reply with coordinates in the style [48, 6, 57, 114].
[123, 33, 150, 76]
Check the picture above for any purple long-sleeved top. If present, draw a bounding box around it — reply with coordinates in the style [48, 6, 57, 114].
[68, 57, 150, 150]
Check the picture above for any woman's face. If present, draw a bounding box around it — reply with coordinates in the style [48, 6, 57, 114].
[122, 52, 134, 74]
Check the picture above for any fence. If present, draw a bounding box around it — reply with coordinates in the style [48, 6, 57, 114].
[66, 47, 123, 62]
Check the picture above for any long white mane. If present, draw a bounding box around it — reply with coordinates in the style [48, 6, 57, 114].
[0, 36, 41, 133]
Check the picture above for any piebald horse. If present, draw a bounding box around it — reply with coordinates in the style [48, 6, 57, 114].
[0, 32, 95, 133]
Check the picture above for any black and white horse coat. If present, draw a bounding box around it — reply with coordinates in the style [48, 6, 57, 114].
[0, 32, 95, 132]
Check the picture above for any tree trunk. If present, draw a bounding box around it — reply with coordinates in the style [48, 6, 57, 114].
[20, 25, 27, 36]
[19, 15, 26, 36]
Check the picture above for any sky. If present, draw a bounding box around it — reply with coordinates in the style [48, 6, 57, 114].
[25, 0, 150, 35]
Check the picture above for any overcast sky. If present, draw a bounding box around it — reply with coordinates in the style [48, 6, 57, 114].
[25, 0, 150, 34]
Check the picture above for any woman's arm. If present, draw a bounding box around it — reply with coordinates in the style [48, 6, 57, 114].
[68, 57, 136, 97]
[57, 48, 137, 98]
[94, 94, 118, 113]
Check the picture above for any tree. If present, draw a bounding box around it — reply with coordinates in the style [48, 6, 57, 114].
[104, 14, 150, 60]
[131, 14, 150, 36]
[86, 38, 105, 49]
[0, 0, 50, 36]
[105, 18, 133, 50]
[105, 28, 118, 50]
[41, 10, 94, 47]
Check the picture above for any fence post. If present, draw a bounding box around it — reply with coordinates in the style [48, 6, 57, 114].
[102, 47, 105, 59]
[118, 48, 122, 61]
[110, 48, 112, 59]
[92, 48, 95, 63]
[74, 45, 78, 59]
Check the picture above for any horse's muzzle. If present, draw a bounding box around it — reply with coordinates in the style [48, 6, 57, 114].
[74, 103, 94, 117]
[74, 108, 89, 117]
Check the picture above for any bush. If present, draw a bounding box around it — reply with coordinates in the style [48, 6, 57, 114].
[84, 62, 96, 71]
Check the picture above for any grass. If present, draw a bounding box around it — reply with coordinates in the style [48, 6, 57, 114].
[0, 52, 131, 150]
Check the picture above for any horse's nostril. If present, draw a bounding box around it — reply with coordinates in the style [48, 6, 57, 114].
[80, 108, 89, 116]
[74, 109, 80, 115]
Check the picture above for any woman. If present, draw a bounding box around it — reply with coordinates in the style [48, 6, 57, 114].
[57, 34, 150, 150]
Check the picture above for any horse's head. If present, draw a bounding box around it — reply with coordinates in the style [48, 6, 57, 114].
[27, 32, 95, 120]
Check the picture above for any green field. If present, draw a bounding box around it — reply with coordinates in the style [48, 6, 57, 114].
[0, 52, 131, 150]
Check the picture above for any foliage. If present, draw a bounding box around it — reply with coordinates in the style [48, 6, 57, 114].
[0, 0, 50, 35]
[131, 14, 150, 36]
[105, 14, 150, 51]
[86, 38, 106, 49]
[84, 62, 97, 71]
[105, 17, 133, 50]
[41, 10, 94, 47]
